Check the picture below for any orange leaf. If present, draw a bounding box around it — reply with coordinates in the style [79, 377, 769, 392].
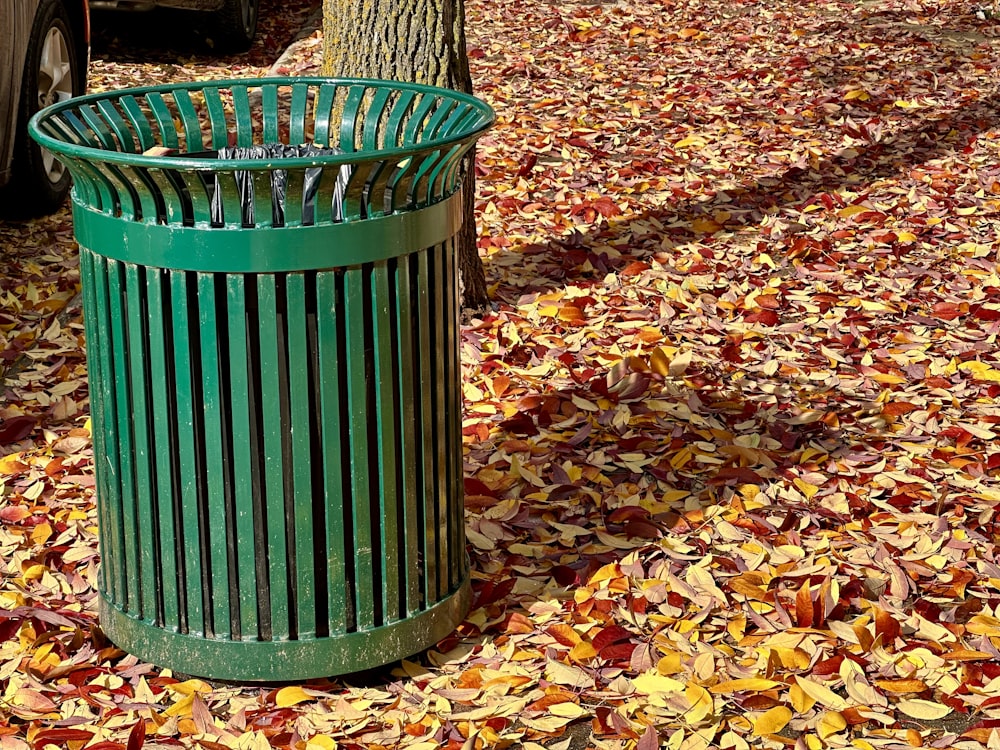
[875, 679, 927, 694]
[874, 607, 900, 645]
[795, 580, 814, 628]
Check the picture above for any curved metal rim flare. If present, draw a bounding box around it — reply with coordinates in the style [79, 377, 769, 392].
[28, 76, 497, 172]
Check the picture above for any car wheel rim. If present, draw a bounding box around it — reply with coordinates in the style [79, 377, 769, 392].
[37, 26, 73, 184]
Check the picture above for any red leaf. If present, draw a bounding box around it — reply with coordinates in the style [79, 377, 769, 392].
[591, 625, 633, 653]
[623, 519, 661, 539]
[812, 654, 845, 676]
[126, 721, 145, 750]
[973, 306, 1000, 321]
[33, 729, 95, 750]
[0, 417, 36, 444]
[933, 302, 965, 320]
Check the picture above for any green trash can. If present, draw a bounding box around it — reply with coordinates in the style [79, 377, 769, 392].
[29, 78, 494, 681]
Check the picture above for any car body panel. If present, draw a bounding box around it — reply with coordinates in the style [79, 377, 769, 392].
[0, 0, 89, 190]
[0, 1, 38, 187]
[89, 0, 224, 10]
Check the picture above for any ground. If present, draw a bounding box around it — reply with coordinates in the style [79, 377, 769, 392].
[4, 0, 1000, 748]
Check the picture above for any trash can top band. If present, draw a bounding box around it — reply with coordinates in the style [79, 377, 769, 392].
[73, 187, 464, 272]
[29, 77, 496, 173]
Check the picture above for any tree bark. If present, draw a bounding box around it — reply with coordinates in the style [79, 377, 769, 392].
[322, 0, 489, 310]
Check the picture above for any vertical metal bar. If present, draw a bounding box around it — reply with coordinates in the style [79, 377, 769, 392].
[313, 84, 337, 147]
[339, 86, 366, 152]
[107, 260, 140, 614]
[285, 273, 316, 637]
[145, 92, 180, 149]
[226, 275, 259, 639]
[429, 244, 450, 598]
[125, 264, 158, 622]
[197, 273, 231, 638]
[80, 250, 113, 601]
[316, 271, 347, 635]
[170, 271, 204, 635]
[446, 238, 466, 584]
[171, 89, 205, 152]
[118, 95, 156, 152]
[289, 83, 309, 145]
[394, 259, 421, 616]
[345, 267, 374, 629]
[372, 263, 400, 622]
[203, 87, 230, 150]
[414, 250, 438, 605]
[231, 85, 254, 147]
[256, 275, 291, 636]
[261, 85, 280, 143]
[146, 269, 179, 628]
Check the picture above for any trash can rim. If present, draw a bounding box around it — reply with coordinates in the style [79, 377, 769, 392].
[28, 76, 496, 173]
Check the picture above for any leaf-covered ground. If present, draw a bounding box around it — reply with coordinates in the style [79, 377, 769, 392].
[5, 0, 1000, 748]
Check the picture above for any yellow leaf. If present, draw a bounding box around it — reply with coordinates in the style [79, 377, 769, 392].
[305, 736, 337, 750]
[894, 99, 920, 109]
[818, 711, 847, 740]
[30, 523, 52, 547]
[633, 671, 685, 694]
[691, 218, 722, 233]
[959, 362, 1000, 383]
[956, 206, 978, 215]
[897, 699, 952, 720]
[685, 683, 714, 723]
[550, 701, 587, 719]
[675, 136, 706, 149]
[0, 453, 26, 474]
[275, 686, 314, 707]
[837, 205, 869, 218]
[657, 652, 683, 675]
[752, 706, 792, 736]
[650, 347, 671, 376]
[521, 715, 574, 732]
[727, 614, 747, 643]
[164, 693, 195, 717]
[844, 89, 870, 101]
[793, 478, 819, 500]
[164, 679, 212, 696]
[710, 678, 783, 694]
[569, 640, 598, 663]
[789, 681, 816, 713]
[896, 231, 917, 243]
[795, 676, 848, 709]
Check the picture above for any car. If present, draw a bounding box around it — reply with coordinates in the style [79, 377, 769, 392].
[90, 0, 259, 51]
[0, 0, 89, 217]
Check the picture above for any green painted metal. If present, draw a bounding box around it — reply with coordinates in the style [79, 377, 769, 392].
[70, 190, 463, 271]
[30, 78, 493, 681]
[99, 578, 471, 681]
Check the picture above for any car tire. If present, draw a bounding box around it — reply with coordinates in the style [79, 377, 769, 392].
[214, 0, 259, 52]
[0, 0, 81, 217]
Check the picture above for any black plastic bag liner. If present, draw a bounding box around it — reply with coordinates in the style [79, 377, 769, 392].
[210, 144, 351, 228]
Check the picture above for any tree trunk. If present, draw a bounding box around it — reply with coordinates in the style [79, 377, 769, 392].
[321, 0, 490, 310]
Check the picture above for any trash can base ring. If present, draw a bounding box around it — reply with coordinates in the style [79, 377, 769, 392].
[98, 575, 471, 681]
